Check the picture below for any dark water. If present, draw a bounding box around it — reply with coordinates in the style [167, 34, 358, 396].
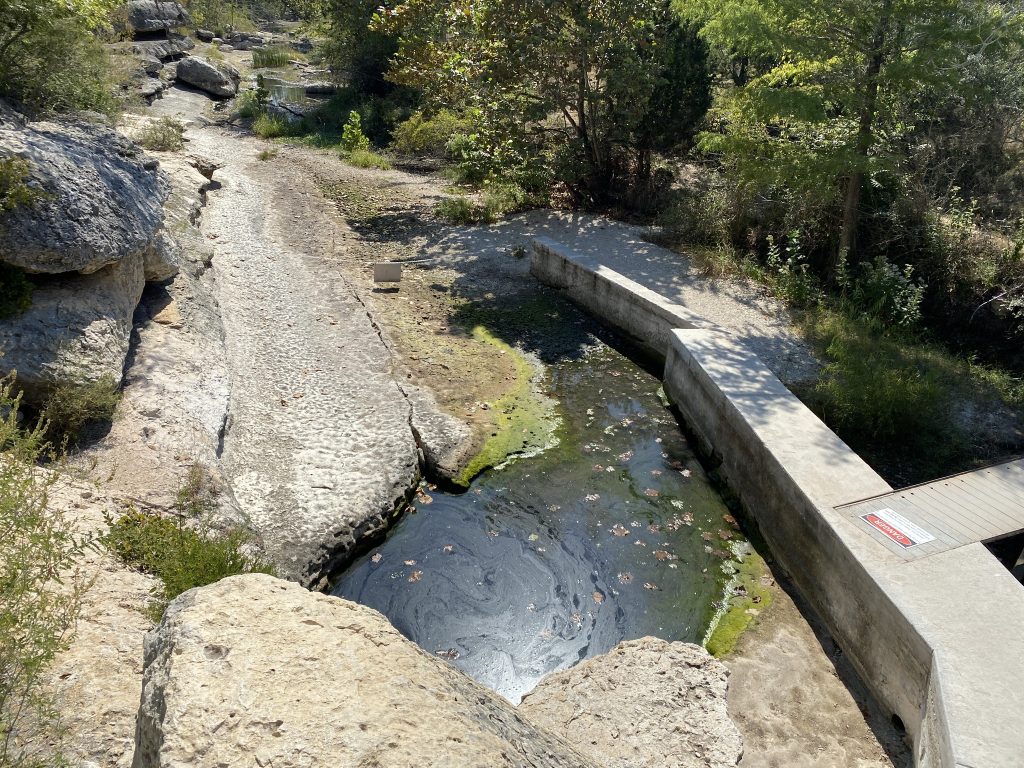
[332, 344, 740, 702]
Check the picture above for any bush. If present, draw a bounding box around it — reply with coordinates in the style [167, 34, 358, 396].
[252, 46, 291, 69]
[847, 256, 926, 329]
[436, 195, 481, 225]
[41, 376, 121, 446]
[252, 112, 294, 139]
[137, 117, 186, 152]
[257, 148, 278, 161]
[390, 109, 474, 156]
[234, 88, 264, 120]
[0, 375, 84, 768]
[104, 463, 275, 617]
[339, 110, 370, 155]
[345, 147, 391, 170]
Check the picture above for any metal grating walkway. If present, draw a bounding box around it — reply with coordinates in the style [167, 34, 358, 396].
[836, 458, 1024, 559]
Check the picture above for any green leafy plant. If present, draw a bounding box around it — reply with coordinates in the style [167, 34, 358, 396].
[104, 463, 275, 618]
[252, 112, 294, 138]
[257, 148, 278, 161]
[390, 109, 474, 156]
[0, 264, 33, 320]
[435, 195, 482, 225]
[137, 117, 186, 152]
[0, 375, 85, 768]
[41, 376, 121, 447]
[345, 147, 391, 169]
[338, 110, 371, 155]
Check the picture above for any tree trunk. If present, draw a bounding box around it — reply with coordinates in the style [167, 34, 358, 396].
[832, 1, 892, 277]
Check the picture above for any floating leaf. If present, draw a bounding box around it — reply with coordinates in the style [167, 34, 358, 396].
[654, 550, 671, 561]
[404, 559, 417, 566]
[718, 529, 733, 541]
[643, 582, 658, 590]
[644, 488, 660, 498]
[592, 591, 604, 604]
[650, 469, 663, 477]
[701, 531, 714, 541]
[408, 570, 423, 583]
[370, 552, 382, 564]
[681, 469, 692, 478]
[586, 493, 601, 502]
[617, 450, 634, 462]
[617, 572, 633, 584]
[528, 533, 540, 542]
[593, 464, 605, 472]
[442, 544, 454, 553]
[610, 524, 630, 537]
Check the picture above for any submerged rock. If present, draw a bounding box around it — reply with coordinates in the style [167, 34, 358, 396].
[175, 56, 240, 99]
[133, 575, 599, 768]
[519, 637, 744, 768]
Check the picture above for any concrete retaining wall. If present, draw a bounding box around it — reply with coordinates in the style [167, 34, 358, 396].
[531, 238, 1024, 768]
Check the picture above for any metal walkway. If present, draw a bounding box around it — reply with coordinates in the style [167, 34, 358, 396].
[837, 458, 1024, 560]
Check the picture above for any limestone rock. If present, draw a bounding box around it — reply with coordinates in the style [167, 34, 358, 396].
[0, 113, 170, 275]
[0, 255, 144, 401]
[125, 0, 191, 34]
[175, 56, 240, 99]
[133, 575, 599, 768]
[195, 28, 214, 42]
[519, 637, 743, 768]
[129, 33, 194, 62]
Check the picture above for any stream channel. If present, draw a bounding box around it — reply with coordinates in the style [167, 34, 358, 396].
[332, 306, 748, 702]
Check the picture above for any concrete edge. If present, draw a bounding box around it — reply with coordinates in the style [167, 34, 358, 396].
[529, 237, 1024, 768]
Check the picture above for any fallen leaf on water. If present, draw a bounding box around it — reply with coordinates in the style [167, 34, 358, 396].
[681, 469, 692, 478]
[528, 533, 540, 542]
[415, 488, 433, 505]
[610, 524, 630, 537]
[682, 512, 694, 524]
[527, 603, 536, 611]
[442, 545, 454, 553]
[593, 464, 605, 472]
[404, 559, 417, 566]
[668, 563, 678, 569]
[547, 504, 561, 512]
[617, 450, 634, 462]
[650, 469, 663, 477]
[586, 493, 601, 502]
[487, 530, 499, 537]
[408, 570, 423, 583]
[634, 539, 647, 547]
[701, 531, 714, 541]
[654, 550, 671, 561]
[435, 648, 460, 661]
[648, 523, 661, 533]
[644, 488, 660, 498]
[592, 591, 604, 604]
[370, 552, 382, 564]
[643, 582, 658, 590]
[617, 572, 633, 584]
[718, 529, 733, 540]
[723, 514, 738, 527]
[630, 520, 641, 528]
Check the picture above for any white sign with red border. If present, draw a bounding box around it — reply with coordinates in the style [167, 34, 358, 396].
[860, 507, 935, 549]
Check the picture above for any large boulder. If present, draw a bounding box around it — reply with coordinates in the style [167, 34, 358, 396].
[175, 56, 240, 99]
[132, 575, 599, 768]
[519, 637, 744, 768]
[131, 32, 194, 62]
[125, 0, 191, 34]
[0, 114, 170, 275]
[0, 103, 179, 401]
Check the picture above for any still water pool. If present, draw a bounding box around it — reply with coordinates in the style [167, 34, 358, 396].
[333, 343, 742, 702]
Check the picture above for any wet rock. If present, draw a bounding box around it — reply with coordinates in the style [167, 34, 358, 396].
[175, 56, 239, 99]
[519, 637, 743, 768]
[133, 575, 599, 768]
[125, 0, 190, 34]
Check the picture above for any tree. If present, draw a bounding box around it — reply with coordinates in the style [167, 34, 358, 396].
[680, 0, 1022, 275]
[377, 0, 712, 202]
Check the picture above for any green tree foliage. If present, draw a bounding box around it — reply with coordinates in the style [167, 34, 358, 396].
[0, 376, 84, 767]
[679, 0, 1023, 275]
[0, 0, 119, 113]
[376, 0, 711, 202]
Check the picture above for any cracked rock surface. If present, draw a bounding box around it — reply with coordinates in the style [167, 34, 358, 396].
[186, 128, 420, 585]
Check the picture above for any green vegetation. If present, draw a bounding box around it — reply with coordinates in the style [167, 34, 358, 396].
[390, 110, 474, 157]
[137, 117, 186, 152]
[338, 110, 370, 154]
[104, 463, 275, 618]
[0, 376, 84, 768]
[41, 376, 121, 447]
[0, 0, 120, 114]
[435, 183, 531, 226]
[252, 46, 292, 69]
[257, 147, 279, 161]
[252, 111, 295, 138]
[345, 147, 391, 170]
[0, 264, 33, 320]
[705, 547, 773, 658]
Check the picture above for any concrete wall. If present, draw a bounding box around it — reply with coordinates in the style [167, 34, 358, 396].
[530, 238, 1024, 768]
[530, 237, 708, 357]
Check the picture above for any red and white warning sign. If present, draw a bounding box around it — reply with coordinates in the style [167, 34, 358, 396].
[860, 507, 935, 549]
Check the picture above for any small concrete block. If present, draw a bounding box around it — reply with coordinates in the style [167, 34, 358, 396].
[374, 262, 402, 283]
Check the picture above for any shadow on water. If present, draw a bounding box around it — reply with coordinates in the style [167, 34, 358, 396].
[333, 328, 743, 702]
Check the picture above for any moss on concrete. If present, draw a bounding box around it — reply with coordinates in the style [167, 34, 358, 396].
[704, 546, 774, 658]
[454, 326, 558, 487]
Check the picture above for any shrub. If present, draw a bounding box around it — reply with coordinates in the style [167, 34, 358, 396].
[339, 110, 371, 155]
[481, 182, 527, 220]
[104, 463, 275, 618]
[234, 88, 264, 121]
[847, 256, 926, 329]
[345, 147, 391, 170]
[252, 112, 293, 139]
[0, 375, 84, 768]
[435, 195, 481, 225]
[41, 376, 121, 446]
[252, 46, 291, 69]
[765, 232, 821, 309]
[257, 148, 278, 161]
[137, 117, 186, 152]
[390, 109, 474, 156]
